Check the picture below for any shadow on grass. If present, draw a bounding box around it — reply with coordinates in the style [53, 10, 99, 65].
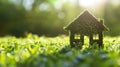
[16, 44, 118, 67]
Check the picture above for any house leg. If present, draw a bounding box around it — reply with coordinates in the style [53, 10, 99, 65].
[70, 32, 74, 48]
[89, 34, 93, 45]
[99, 32, 103, 48]
[80, 34, 84, 45]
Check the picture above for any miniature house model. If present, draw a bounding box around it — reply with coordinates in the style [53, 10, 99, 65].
[65, 10, 108, 48]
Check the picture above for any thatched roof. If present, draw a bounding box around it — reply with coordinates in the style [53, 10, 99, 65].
[65, 10, 108, 35]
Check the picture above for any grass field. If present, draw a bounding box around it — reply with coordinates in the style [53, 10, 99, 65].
[0, 34, 120, 67]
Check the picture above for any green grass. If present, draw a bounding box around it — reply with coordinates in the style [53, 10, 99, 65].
[0, 34, 120, 67]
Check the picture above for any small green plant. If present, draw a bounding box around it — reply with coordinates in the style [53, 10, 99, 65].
[0, 34, 120, 67]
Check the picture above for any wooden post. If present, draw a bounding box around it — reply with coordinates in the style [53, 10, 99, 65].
[89, 34, 93, 45]
[70, 31, 74, 48]
[99, 32, 103, 48]
[99, 19, 104, 48]
[80, 34, 84, 45]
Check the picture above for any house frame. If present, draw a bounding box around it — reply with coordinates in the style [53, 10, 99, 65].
[65, 11, 108, 48]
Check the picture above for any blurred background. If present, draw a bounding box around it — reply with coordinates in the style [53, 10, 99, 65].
[0, 0, 120, 37]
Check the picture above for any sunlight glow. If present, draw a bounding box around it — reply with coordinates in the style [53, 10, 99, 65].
[79, 0, 95, 7]
[110, 0, 120, 6]
[79, 0, 106, 8]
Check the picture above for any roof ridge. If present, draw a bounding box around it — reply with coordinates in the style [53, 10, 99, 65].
[64, 10, 108, 33]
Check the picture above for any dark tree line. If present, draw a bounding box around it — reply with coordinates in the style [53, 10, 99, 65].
[0, 0, 120, 37]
